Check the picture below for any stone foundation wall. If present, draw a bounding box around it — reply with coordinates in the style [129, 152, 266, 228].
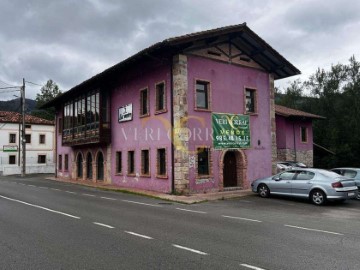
[277, 149, 313, 167]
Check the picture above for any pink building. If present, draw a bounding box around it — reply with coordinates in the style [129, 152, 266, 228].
[44, 23, 300, 194]
[275, 105, 324, 167]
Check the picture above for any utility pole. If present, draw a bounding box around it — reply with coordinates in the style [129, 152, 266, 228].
[21, 78, 26, 177]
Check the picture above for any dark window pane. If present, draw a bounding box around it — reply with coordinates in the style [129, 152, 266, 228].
[197, 148, 209, 175]
[158, 149, 166, 175]
[141, 89, 148, 115]
[64, 154, 69, 171]
[196, 82, 208, 109]
[9, 134, 16, 143]
[116, 152, 122, 174]
[9, 155, 16, 164]
[25, 134, 31, 143]
[39, 135, 45, 144]
[58, 155, 62, 170]
[128, 151, 135, 174]
[156, 83, 165, 111]
[301, 127, 307, 142]
[38, 155, 46, 164]
[141, 150, 149, 175]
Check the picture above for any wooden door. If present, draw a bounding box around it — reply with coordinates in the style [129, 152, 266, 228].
[223, 151, 237, 187]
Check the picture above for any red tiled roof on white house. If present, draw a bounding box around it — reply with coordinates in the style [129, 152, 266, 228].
[0, 111, 54, 125]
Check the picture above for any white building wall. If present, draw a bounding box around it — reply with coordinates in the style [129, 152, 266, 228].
[0, 122, 55, 175]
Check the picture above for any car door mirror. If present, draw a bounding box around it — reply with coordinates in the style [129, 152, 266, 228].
[273, 176, 281, 181]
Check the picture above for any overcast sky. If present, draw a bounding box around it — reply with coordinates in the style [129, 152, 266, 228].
[0, 0, 359, 100]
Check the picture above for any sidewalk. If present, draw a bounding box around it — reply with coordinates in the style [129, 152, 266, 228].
[47, 177, 255, 204]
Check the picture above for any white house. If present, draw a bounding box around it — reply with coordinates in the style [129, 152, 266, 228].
[0, 111, 55, 175]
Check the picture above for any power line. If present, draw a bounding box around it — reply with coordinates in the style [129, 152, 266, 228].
[0, 86, 21, 90]
[0, 79, 16, 87]
[0, 89, 20, 94]
[25, 80, 42, 87]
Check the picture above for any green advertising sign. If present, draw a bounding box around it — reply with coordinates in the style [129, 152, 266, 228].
[212, 113, 251, 149]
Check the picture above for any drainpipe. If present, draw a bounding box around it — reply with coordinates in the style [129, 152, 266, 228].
[170, 58, 175, 194]
[293, 122, 297, 161]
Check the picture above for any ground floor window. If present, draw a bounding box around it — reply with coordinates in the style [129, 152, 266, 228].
[116, 151, 122, 174]
[64, 154, 69, 171]
[141, 149, 150, 176]
[197, 147, 210, 176]
[157, 148, 167, 177]
[9, 155, 16, 165]
[38, 155, 46, 164]
[58, 154, 62, 170]
[128, 151, 135, 175]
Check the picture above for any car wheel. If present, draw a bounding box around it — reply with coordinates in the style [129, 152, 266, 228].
[258, 184, 270, 198]
[310, 190, 326, 205]
[357, 192, 360, 200]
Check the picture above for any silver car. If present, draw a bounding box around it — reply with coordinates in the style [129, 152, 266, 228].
[331, 168, 360, 200]
[251, 168, 358, 205]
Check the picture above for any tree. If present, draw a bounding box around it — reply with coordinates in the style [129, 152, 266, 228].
[32, 79, 62, 120]
[276, 56, 360, 168]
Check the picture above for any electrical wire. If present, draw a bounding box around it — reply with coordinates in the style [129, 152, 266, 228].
[25, 81, 42, 87]
[0, 86, 21, 90]
[0, 79, 16, 87]
[0, 89, 20, 94]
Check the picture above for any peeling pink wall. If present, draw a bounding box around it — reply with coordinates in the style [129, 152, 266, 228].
[55, 111, 72, 178]
[110, 63, 173, 193]
[276, 115, 313, 151]
[186, 55, 272, 191]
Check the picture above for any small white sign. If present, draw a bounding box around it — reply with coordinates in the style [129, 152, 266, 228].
[118, 104, 133, 122]
[3, 145, 18, 152]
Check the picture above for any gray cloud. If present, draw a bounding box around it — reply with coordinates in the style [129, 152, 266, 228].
[0, 0, 359, 100]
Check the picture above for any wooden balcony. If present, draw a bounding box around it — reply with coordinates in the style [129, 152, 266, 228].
[62, 122, 111, 146]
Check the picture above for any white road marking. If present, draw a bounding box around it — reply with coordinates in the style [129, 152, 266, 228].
[100, 196, 117, 201]
[240, 263, 266, 270]
[82, 193, 96, 197]
[172, 244, 208, 255]
[39, 187, 48, 190]
[122, 200, 162, 207]
[0, 195, 80, 219]
[222, 215, 262, 223]
[51, 188, 61, 191]
[93, 222, 115, 229]
[176, 208, 207, 214]
[65, 191, 76, 194]
[19, 183, 26, 186]
[284, 224, 343, 235]
[240, 200, 252, 203]
[124, 231, 153, 239]
[28, 185, 36, 187]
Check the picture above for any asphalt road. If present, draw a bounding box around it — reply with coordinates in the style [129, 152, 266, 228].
[1, 175, 359, 270]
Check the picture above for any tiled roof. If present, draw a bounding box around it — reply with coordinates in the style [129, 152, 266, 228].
[42, 23, 300, 109]
[0, 111, 54, 125]
[275, 105, 325, 119]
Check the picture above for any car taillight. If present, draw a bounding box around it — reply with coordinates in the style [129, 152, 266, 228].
[331, 182, 343, 188]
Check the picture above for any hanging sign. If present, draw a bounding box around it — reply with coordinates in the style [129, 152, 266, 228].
[212, 113, 251, 149]
[118, 103, 133, 122]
